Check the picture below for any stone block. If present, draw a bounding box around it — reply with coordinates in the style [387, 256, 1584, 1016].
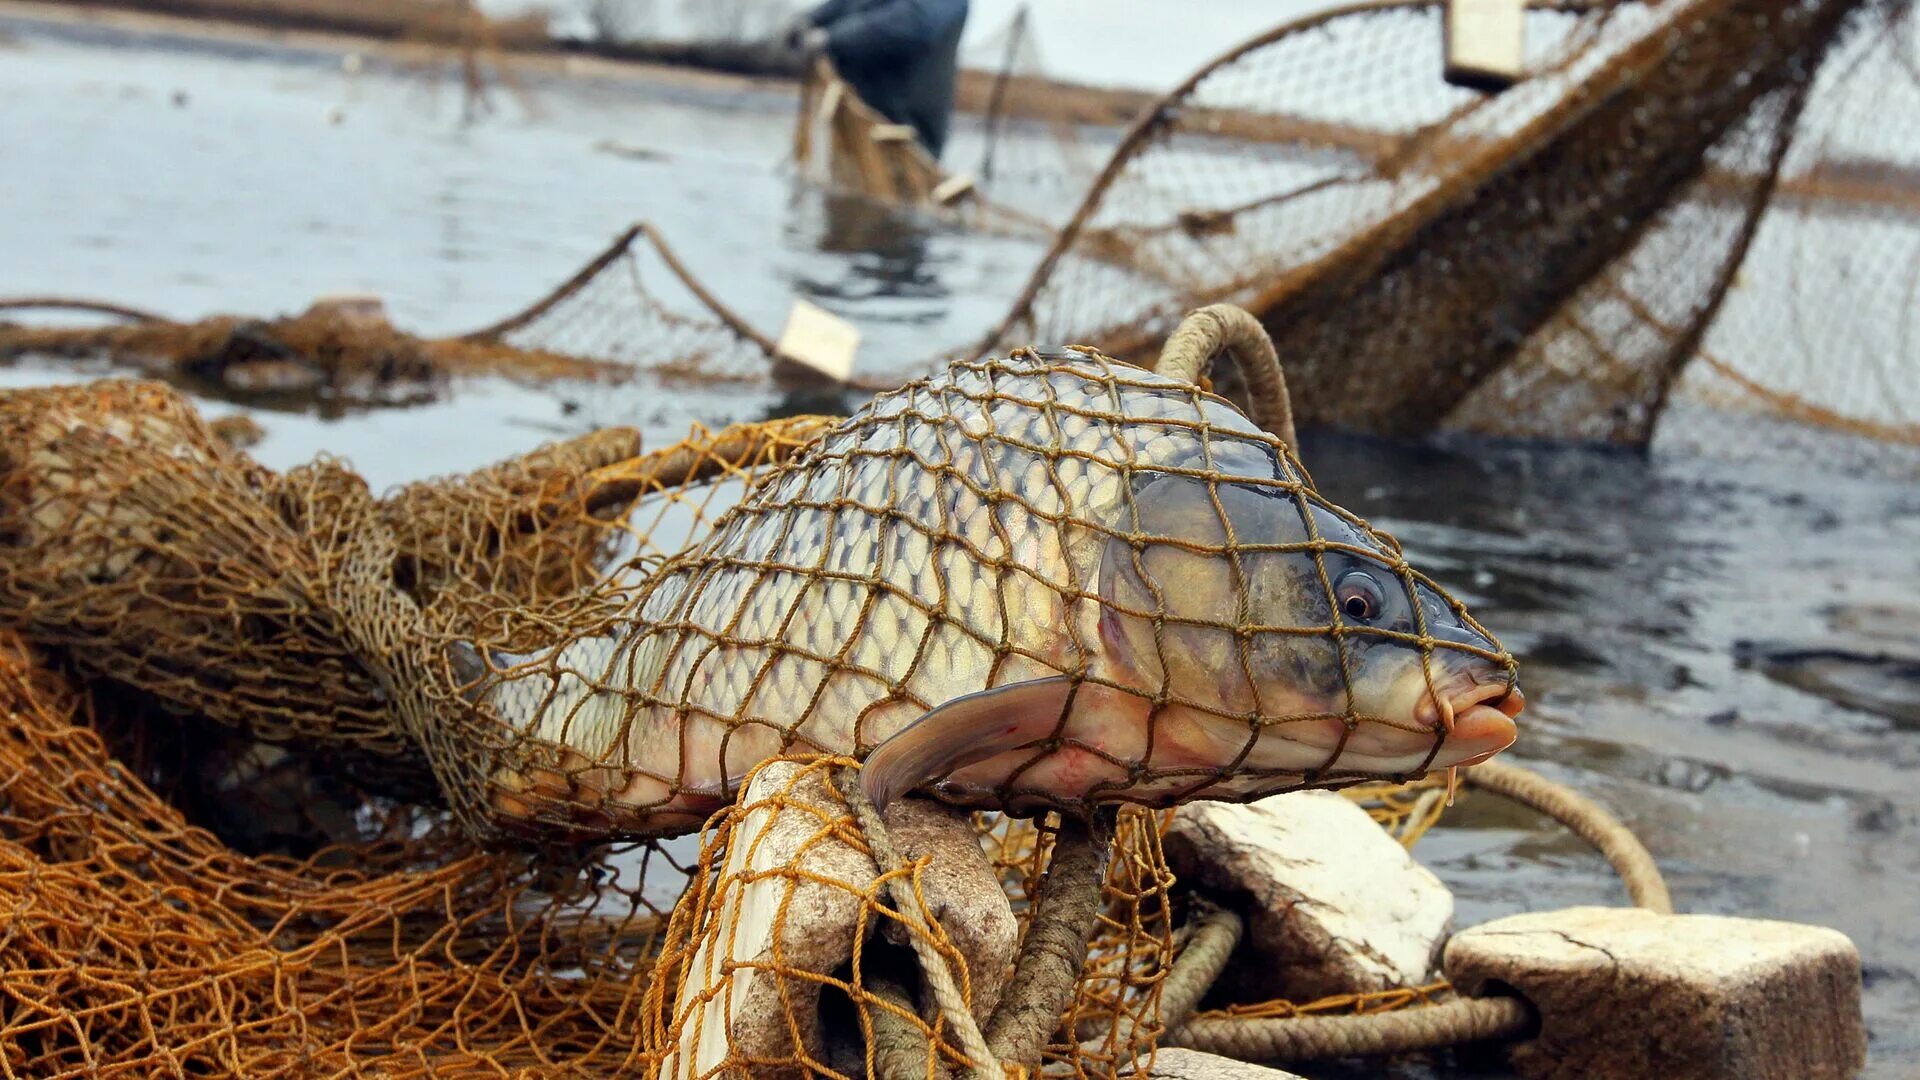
[1131, 1047, 1308, 1079]
[1163, 790, 1453, 1001]
[1445, 905, 1865, 1080]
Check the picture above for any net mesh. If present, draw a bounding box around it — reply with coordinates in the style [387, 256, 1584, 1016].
[977, 0, 1918, 467]
[0, 222, 780, 407]
[0, 324, 1509, 1073]
[468, 222, 782, 386]
[455, 345, 1516, 838]
[0, 626, 1464, 1078]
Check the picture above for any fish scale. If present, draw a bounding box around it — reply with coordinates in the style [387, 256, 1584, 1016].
[473, 348, 1519, 826]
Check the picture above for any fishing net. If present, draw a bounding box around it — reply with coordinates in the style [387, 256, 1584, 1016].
[1652, 4, 1920, 471]
[0, 222, 780, 408]
[792, 57, 1062, 250]
[0, 296, 624, 413]
[976, 0, 1918, 468]
[462, 222, 782, 385]
[0, 306, 1517, 1073]
[0, 621, 1507, 1077]
[795, 59, 950, 207]
[957, 5, 1120, 212]
[456, 338, 1516, 840]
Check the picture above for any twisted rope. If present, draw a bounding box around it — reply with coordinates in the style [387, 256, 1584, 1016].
[1170, 995, 1533, 1060]
[834, 767, 1002, 1079]
[985, 814, 1113, 1071]
[1465, 759, 1672, 913]
[1154, 304, 1299, 451]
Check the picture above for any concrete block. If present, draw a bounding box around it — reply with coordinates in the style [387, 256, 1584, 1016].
[1162, 790, 1453, 1001]
[1130, 1047, 1308, 1079]
[1445, 905, 1865, 1080]
[664, 760, 1017, 1080]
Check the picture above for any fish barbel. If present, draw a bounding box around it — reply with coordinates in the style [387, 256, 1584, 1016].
[462, 348, 1521, 833]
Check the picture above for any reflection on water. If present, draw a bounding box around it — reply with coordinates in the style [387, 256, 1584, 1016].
[4, 12, 1919, 1077]
[789, 190, 947, 302]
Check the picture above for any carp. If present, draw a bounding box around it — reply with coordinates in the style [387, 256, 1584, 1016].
[459, 348, 1520, 833]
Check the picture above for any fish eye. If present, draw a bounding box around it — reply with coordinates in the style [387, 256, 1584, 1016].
[1334, 571, 1385, 623]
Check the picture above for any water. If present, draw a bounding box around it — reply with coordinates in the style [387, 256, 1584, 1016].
[3, 12, 1918, 1076]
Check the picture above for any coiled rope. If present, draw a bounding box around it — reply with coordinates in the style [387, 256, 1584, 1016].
[1170, 995, 1535, 1061]
[1467, 759, 1672, 914]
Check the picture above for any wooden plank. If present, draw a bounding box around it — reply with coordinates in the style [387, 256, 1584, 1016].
[1445, 0, 1527, 91]
[774, 299, 859, 383]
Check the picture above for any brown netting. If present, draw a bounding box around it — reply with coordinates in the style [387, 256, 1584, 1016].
[456, 342, 1517, 840]
[795, 58, 951, 207]
[0, 221, 781, 408]
[0, 625, 1461, 1077]
[0, 626, 673, 1076]
[461, 222, 783, 385]
[0, 296, 626, 414]
[975, 0, 1917, 467]
[5, 342, 1517, 838]
[1653, 1, 1920, 470]
[0, 307, 1524, 1074]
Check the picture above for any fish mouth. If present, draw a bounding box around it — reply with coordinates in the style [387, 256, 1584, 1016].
[1431, 679, 1524, 767]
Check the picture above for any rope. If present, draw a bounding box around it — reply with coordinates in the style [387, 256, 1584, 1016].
[1465, 760, 1673, 913]
[1155, 305, 1299, 450]
[0, 296, 165, 322]
[867, 974, 949, 1080]
[984, 814, 1113, 1072]
[1153, 904, 1244, 1035]
[1169, 995, 1533, 1061]
[834, 767, 1002, 1079]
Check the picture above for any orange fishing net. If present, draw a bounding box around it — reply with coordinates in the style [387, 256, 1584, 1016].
[0, 305, 1509, 1074]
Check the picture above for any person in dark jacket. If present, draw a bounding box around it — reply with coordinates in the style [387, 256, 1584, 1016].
[787, 0, 970, 160]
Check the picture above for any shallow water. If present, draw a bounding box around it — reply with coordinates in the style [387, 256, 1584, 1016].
[4, 13, 1919, 1076]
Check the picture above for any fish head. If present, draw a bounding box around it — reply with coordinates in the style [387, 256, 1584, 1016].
[1095, 470, 1521, 787]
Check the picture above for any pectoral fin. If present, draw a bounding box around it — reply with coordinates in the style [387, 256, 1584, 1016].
[862, 676, 1076, 810]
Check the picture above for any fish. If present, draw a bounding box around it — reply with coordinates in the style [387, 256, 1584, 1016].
[457, 347, 1521, 834]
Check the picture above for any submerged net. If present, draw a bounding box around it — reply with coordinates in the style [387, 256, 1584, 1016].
[0, 222, 780, 409]
[0, 297, 629, 414]
[6, 0, 1914, 463]
[977, 0, 1917, 466]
